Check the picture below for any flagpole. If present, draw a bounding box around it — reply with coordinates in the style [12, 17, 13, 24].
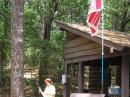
[86, 0, 104, 93]
[101, 0, 104, 93]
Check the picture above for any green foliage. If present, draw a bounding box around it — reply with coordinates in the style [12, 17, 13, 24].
[104, 0, 130, 31]
[0, 0, 130, 96]
[23, 1, 130, 96]
[56, 0, 89, 23]
[0, 0, 11, 49]
[24, 0, 40, 66]
[0, 0, 11, 88]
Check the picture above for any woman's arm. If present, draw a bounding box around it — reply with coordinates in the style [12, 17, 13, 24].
[39, 87, 45, 96]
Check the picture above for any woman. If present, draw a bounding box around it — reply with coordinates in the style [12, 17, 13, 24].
[39, 78, 56, 97]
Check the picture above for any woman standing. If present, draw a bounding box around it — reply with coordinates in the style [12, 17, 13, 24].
[39, 78, 56, 97]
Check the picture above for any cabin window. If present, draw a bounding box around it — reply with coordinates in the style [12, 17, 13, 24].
[84, 63, 121, 94]
[109, 66, 121, 87]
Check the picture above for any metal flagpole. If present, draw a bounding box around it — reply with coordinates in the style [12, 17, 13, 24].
[101, 0, 104, 93]
[86, 0, 104, 92]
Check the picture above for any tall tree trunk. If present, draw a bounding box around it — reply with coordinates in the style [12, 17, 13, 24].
[38, 40, 48, 82]
[40, 0, 45, 40]
[0, 43, 5, 86]
[38, 0, 58, 82]
[44, 21, 52, 39]
[40, 0, 58, 40]
[0, 44, 3, 86]
[120, 0, 130, 32]
[11, 0, 24, 97]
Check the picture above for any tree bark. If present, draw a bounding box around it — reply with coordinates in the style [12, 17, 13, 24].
[0, 43, 5, 86]
[40, 0, 45, 40]
[120, 0, 130, 32]
[0, 43, 3, 86]
[38, 0, 58, 82]
[11, 0, 24, 97]
[40, 0, 58, 40]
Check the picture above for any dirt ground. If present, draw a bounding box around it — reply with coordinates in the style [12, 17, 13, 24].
[0, 90, 10, 97]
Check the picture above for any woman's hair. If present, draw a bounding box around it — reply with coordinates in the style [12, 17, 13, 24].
[45, 78, 53, 84]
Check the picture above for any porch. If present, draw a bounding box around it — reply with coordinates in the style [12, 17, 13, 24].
[65, 56, 129, 97]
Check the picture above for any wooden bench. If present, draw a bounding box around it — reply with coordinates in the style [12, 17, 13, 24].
[70, 93, 105, 97]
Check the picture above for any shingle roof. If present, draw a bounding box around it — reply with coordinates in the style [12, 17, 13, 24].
[68, 23, 130, 47]
[56, 21, 130, 51]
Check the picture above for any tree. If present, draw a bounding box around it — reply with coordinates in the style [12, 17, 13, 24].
[104, 0, 130, 32]
[11, 0, 24, 97]
[0, 0, 11, 86]
[120, 0, 130, 32]
[40, 0, 58, 40]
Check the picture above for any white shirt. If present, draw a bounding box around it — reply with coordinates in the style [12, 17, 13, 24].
[43, 85, 56, 97]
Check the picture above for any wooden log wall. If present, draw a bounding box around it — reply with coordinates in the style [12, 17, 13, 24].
[64, 37, 101, 59]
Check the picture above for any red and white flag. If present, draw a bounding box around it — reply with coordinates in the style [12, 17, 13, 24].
[87, 0, 103, 36]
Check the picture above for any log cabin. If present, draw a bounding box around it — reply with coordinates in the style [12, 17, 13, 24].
[56, 21, 130, 97]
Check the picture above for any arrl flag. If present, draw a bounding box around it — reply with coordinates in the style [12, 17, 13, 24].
[87, 0, 103, 36]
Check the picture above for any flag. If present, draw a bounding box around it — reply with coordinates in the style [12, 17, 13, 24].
[87, 0, 103, 36]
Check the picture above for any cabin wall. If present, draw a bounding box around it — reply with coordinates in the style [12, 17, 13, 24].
[64, 36, 101, 59]
[64, 34, 114, 63]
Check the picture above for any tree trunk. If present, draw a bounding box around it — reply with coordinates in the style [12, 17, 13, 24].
[11, 0, 24, 97]
[44, 21, 52, 39]
[0, 43, 5, 86]
[38, 41, 48, 82]
[40, 0, 45, 40]
[40, 0, 58, 40]
[38, 0, 58, 82]
[0, 44, 3, 86]
[120, 0, 130, 32]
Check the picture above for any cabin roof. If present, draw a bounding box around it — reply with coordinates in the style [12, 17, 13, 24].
[56, 21, 130, 51]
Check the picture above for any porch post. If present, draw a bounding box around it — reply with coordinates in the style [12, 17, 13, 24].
[78, 62, 84, 92]
[64, 63, 69, 97]
[121, 54, 129, 97]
